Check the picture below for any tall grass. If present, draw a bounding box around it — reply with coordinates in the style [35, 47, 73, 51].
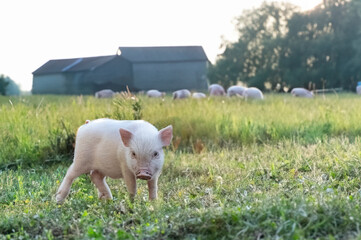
[1, 93, 361, 167]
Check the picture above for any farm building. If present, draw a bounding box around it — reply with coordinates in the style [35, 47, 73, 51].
[32, 46, 209, 94]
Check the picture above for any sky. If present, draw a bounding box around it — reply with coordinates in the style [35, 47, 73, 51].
[0, 0, 322, 92]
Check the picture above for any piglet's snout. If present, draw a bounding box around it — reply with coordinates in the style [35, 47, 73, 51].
[136, 169, 152, 180]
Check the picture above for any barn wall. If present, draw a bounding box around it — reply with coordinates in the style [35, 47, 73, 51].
[132, 61, 208, 91]
[84, 56, 133, 93]
[32, 74, 67, 94]
[65, 72, 89, 94]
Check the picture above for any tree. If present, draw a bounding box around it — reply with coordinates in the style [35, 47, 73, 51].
[209, 0, 361, 91]
[0, 75, 9, 95]
[334, 0, 361, 90]
[280, 6, 334, 89]
[0, 75, 20, 95]
[281, 0, 361, 90]
[209, 2, 298, 90]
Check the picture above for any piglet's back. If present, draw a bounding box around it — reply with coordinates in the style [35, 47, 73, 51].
[79, 119, 148, 134]
[76, 119, 158, 145]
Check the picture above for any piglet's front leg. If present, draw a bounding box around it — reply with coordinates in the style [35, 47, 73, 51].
[123, 170, 137, 201]
[147, 177, 158, 200]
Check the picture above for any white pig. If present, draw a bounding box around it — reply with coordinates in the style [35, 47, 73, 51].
[291, 88, 314, 98]
[95, 89, 115, 98]
[227, 86, 247, 97]
[357, 86, 361, 95]
[244, 87, 264, 100]
[55, 118, 173, 204]
[192, 92, 206, 99]
[209, 84, 226, 96]
[146, 90, 165, 98]
[173, 89, 191, 99]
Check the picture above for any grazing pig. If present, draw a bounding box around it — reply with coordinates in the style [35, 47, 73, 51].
[146, 89, 165, 98]
[357, 85, 361, 95]
[357, 82, 361, 94]
[95, 89, 115, 98]
[56, 118, 173, 203]
[192, 92, 206, 99]
[208, 84, 226, 96]
[244, 87, 264, 100]
[173, 89, 191, 99]
[227, 86, 247, 97]
[291, 88, 314, 98]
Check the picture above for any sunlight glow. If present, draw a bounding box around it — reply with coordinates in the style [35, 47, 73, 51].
[0, 0, 322, 91]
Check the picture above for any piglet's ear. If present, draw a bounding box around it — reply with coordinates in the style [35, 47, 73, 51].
[159, 125, 173, 147]
[119, 128, 133, 147]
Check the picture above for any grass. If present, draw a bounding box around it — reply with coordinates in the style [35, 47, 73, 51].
[1, 93, 361, 239]
[2, 93, 361, 167]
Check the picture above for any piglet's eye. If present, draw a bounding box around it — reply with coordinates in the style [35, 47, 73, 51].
[131, 151, 136, 158]
[152, 151, 159, 158]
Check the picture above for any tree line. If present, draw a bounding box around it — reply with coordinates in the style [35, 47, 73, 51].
[208, 0, 361, 91]
[0, 75, 20, 96]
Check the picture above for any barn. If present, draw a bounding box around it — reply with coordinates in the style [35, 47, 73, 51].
[32, 46, 209, 94]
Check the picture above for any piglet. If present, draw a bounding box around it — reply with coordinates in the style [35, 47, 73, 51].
[55, 118, 173, 204]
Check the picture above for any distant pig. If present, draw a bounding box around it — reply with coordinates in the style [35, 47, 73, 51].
[173, 89, 191, 99]
[209, 84, 226, 96]
[146, 90, 165, 98]
[95, 89, 115, 98]
[56, 118, 173, 203]
[227, 86, 247, 97]
[192, 92, 206, 99]
[291, 88, 314, 98]
[357, 85, 361, 95]
[244, 87, 264, 100]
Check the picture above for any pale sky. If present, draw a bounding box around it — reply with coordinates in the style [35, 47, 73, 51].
[0, 0, 321, 91]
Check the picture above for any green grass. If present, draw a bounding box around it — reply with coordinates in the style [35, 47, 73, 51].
[1, 93, 361, 239]
[2, 93, 361, 167]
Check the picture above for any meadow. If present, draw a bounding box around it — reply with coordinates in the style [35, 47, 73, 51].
[1, 93, 361, 239]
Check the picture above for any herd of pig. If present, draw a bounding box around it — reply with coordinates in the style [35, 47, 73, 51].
[56, 85, 314, 204]
[147, 85, 314, 99]
[146, 84, 266, 100]
[94, 85, 314, 100]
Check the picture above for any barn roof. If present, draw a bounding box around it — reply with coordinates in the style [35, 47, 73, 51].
[33, 46, 208, 75]
[33, 55, 116, 75]
[117, 46, 208, 63]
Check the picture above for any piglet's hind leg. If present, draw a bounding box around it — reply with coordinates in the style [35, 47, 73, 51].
[90, 170, 113, 200]
[56, 163, 88, 204]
